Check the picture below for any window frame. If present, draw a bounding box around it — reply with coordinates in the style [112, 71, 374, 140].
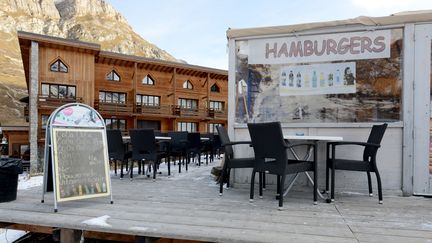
[106, 70, 121, 82]
[104, 118, 127, 131]
[208, 123, 223, 133]
[136, 94, 160, 106]
[209, 101, 224, 111]
[178, 98, 198, 109]
[99, 91, 127, 104]
[41, 83, 76, 99]
[210, 83, 220, 92]
[142, 74, 155, 85]
[183, 80, 193, 90]
[177, 122, 198, 132]
[49, 59, 69, 73]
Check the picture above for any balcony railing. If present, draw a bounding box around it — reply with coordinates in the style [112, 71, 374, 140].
[93, 100, 227, 120]
[94, 100, 133, 114]
[208, 108, 226, 119]
[136, 104, 171, 116]
[38, 95, 83, 109]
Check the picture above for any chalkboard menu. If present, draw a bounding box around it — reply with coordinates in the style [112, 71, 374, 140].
[52, 127, 110, 202]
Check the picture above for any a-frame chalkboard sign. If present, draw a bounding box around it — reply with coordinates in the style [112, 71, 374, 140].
[41, 103, 113, 212]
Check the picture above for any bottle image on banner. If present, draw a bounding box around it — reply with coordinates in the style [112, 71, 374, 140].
[304, 73, 310, 88]
[281, 71, 287, 86]
[320, 72, 325, 87]
[328, 73, 334, 86]
[312, 71, 317, 88]
[288, 70, 294, 87]
[296, 72, 302, 88]
[78, 185, 83, 196]
[335, 69, 341, 86]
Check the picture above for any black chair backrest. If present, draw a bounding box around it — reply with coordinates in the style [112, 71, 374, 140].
[216, 126, 233, 159]
[247, 122, 287, 169]
[363, 123, 388, 161]
[106, 129, 125, 160]
[168, 131, 188, 150]
[187, 132, 202, 148]
[129, 129, 156, 157]
[212, 134, 221, 150]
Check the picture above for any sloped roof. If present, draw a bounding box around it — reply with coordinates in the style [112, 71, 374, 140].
[227, 10, 432, 39]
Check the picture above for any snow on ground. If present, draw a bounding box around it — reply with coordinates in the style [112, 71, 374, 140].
[82, 215, 112, 228]
[17, 172, 43, 190]
[0, 229, 28, 242]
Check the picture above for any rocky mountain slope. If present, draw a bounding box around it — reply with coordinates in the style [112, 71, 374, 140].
[0, 0, 177, 125]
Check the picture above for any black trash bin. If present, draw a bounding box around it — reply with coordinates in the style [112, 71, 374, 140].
[0, 158, 23, 202]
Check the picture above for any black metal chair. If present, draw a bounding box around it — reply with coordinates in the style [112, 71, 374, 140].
[201, 133, 214, 163]
[247, 122, 317, 209]
[168, 131, 189, 173]
[186, 132, 205, 166]
[154, 130, 171, 176]
[212, 134, 222, 159]
[326, 123, 387, 204]
[106, 129, 131, 179]
[216, 126, 261, 196]
[129, 129, 168, 180]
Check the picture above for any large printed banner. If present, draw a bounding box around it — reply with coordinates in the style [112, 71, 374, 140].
[248, 30, 391, 64]
[280, 62, 356, 96]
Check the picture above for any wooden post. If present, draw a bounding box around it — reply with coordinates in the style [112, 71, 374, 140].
[133, 62, 138, 129]
[60, 228, 82, 243]
[173, 68, 177, 130]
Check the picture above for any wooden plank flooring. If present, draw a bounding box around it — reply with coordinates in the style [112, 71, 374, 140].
[0, 160, 431, 242]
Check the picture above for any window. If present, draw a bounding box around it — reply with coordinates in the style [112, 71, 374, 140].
[178, 98, 198, 109]
[183, 80, 193, 89]
[41, 83, 76, 99]
[208, 123, 223, 133]
[177, 122, 197, 132]
[106, 70, 121, 81]
[99, 91, 126, 104]
[104, 118, 126, 131]
[209, 101, 224, 111]
[210, 84, 220, 92]
[137, 120, 161, 130]
[50, 59, 68, 73]
[136, 94, 160, 106]
[142, 75, 155, 85]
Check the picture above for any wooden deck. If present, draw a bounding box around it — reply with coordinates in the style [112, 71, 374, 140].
[0, 160, 432, 242]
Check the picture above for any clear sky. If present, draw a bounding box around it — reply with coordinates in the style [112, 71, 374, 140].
[107, 0, 432, 70]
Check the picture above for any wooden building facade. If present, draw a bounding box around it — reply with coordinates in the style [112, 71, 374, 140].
[17, 31, 228, 171]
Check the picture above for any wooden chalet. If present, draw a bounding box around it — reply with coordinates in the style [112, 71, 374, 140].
[17, 31, 228, 170]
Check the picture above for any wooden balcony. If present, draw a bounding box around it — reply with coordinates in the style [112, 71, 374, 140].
[38, 96, 83, 109]
[94, 100, 133, 114]
[136, 104, 172, 116]
[208, 108, 226, 120]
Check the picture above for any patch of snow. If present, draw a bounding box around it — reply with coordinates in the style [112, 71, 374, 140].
[0, 229, 27, 242]
[17, 173, 43, 190]
[422, 223, 432, 230]
[81, 215, 112, 228]
[339, 191, 368, 195]
[129, 226, 149, 232]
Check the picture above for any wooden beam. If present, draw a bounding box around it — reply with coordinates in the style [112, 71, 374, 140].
[60, 228, 82, 243]
[135, 235, 159, 243]
[173, 68, 177, 116]
[133, 62, 137, 127]
[84, 231, 135, 242]
[6, 223, 53, 234]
